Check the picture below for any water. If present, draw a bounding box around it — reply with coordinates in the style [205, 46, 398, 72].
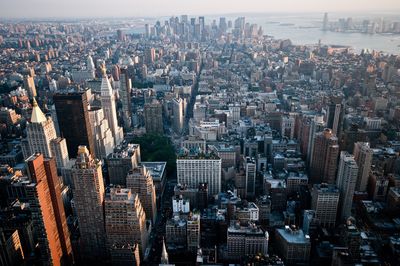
[241, 14, 400, 55]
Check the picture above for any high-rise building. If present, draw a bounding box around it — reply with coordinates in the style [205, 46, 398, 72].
[306, 115, 325, 167]
[23, 76, 36, 99]
[275, 226, 311, 264]
[322, 13, 329, 31]
[186, 213, 200, 252]
[24, 98, 69, 171]
[144, 100, 163, 134]
[20, 154, 73, 265]
[326, 96, 343, 136]
[177, 152, 222, 196]
[311, 184, 340, 228]
[50, 137, 69, 170]
[105, 188, 148, 262]
[144, 47, 155, 65]
[353, 142, 373, 192]
[309, 128, 339, 184]
[337, 152, 358, 221]
[88, 106, 114, 159]
[106, 144, 141, 186]
[227, 222, 268, 261]
[100, 67, 124, 146]
[119, 69, 132, 130]
[71, 146, 106, 262]
[126, 166, 157, 223]
[53, 90, 96, 158]
[172, 98, 185, 134]
[244, 157, 256, 198]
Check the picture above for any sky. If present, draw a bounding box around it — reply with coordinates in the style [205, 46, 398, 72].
[1, 0, 400, 19]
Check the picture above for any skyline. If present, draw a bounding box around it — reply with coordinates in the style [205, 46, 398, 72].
[1, 0, 400, 19]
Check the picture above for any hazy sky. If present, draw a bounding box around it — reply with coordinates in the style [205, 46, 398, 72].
[1, 0, 400, 18]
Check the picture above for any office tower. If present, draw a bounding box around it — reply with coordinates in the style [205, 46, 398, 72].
[126, 166, 157, 223]
[25, 99, 56, 157]
[326, 96, 343, 136]
[302, 210, 317, 235]
[275, 227, 311, 264]
[50, 137, 69, 170]
[227, 223, 268, 261]
[88, 106, 114, 159]
[311, 184, 340, 228]
[144, 100, 163, 134]
[100, 67, 124, 146]
[322, 13, 329, 31]
[53, 90, 96, 158]
[336, 152, 358, 221]
[306, 115, 325, 167]
[245, 157, 256, 198]
[341, 218, 361, 259]
[105, 188, 148, 262]
[106, 144, 141, 186]
[23, 154, 73, 265]
[25, 99, 70, 172]
[353, 142, 373, 192]
[119, 69, 132, 129]
[309, 128, 339, 184]
[186, 213, 200, 252]
[71, 146, 106, 262]
[23, 76, 37, 99]
[219, 17, 227, 33]
[145, 47, 155, 65]
[144, 24, 150, 38]
[87, 55, 95, 72]
[177, 152, 222, 196]
[0, 229, 24, 265]
[172, 97, 184, 134]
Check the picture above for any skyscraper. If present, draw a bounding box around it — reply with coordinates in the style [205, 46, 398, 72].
[245, 157, 256, 198]
[53, 90, 96, 158]
[177, 152, 222, 196]
[24, 98, 69, 171]
[25, 154, 73, 265]
[100, 67, 124, 145]
[88, 106, 114, 159]
[172, 97, 184, 134]
[126, 166, 157, 223]
[311, 184, 340, 228]
[144, 100, 163, 134]
[23, 76, 37, 99]
[119, 69, 132, 130]
[353, 142, 373, 192]
[106, 143, 141, 186]
[323, 13, 329, 31]
[336, 152, 358, 221]
[26, 99, 55, 151]
[105, 188, 148, 259]
[71, 146, 106, 262]
[326, 96, 343, 137]
[310, 128, 339, 184]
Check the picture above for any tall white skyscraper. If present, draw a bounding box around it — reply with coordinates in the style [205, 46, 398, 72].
[336, 152, 358, 220]
[353, 142, 373, 192]
[172, 97, 184, 134]
[88, 106, 114, 159]
[100, 67, 124, 145]
[24, 98, 69, 171]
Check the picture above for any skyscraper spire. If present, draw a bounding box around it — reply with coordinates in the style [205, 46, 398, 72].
[31, 97, 47, 123]
[160, 238, 169, 264]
